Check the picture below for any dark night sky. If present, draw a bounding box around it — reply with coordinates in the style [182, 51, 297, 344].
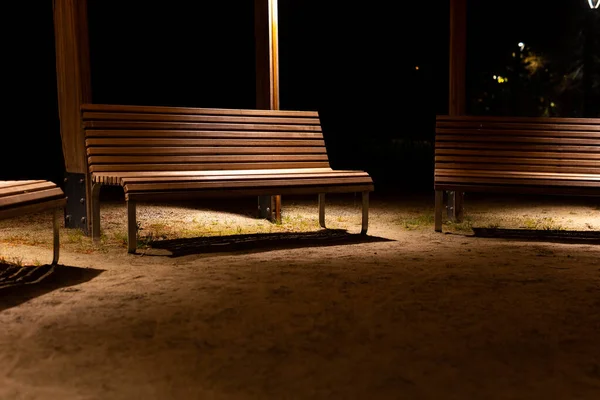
[0, 1, 590, 185]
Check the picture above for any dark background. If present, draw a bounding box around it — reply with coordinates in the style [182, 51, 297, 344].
[1, 1, 597, 192]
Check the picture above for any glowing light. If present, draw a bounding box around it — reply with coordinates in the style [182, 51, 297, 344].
[493, 75, 497, 80]
[588, 0, 599, 9]
[518, 42, 525, 51]
[415, 66, 419, 70]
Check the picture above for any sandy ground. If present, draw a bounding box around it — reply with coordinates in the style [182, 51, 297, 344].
[0, 192, 599, 400]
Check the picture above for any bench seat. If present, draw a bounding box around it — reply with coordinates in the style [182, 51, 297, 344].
[83, 104, 374, 253]
[0, 180, 66, 264]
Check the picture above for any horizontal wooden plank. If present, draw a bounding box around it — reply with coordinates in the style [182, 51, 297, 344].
[434, 183, 599, 196]
[436, 142, 598, 153]
[121, 171, 370, 184]
[434, 176, 600, 187]
[89, 161, 332, 173]
[87, 147, 326, 156]
[82, 103, 319, 118]
[85, 130, 325, 140]
[0, 188, 65, 208]
[88, 154, 330, 165]
[434, 156, 600, 167]
[0, 181, 58, 197]
[0, 180, 47, 189]
[125, 184, 374, 202]
[435, 163, 600, 174]
[436, 115, 600, 129]
[435, 149, 600, 160]
[436, 135, 600, 145]
[124, 176, 374, 193]
[84, 121, 322, 132]
[0, 198, 66, 221]
[83, 112, 321, 126]
[436, 128, 600, 139]
[435, 169, 600, 181]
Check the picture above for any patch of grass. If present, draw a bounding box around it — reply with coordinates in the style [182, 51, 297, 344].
[0, 256, 24, 266]
[445, 218, 474, 233]
[395, 214, 434, 230]
[521, 217, 564, 231]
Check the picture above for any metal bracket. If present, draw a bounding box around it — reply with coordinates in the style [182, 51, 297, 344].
[63, 172, 88, 234]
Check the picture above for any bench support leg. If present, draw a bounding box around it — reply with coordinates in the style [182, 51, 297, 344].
[52, 208, 60, 265]
[361, 191, 369, 235]
[435, 190, 443, 232]
[91, 183, 102, 242]
[447, 191, 464, 222]
[274, 195, 281, 224]
[127, 200, 137, 254]
[318, 193, 326, 228]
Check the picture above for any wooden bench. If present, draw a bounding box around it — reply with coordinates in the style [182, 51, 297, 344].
[82, 104, 374, 253]
[0, 181, 66, 264]
[434, 116, 600, 232]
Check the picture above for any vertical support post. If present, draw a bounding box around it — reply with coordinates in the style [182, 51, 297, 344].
[255, 0, 281, 222]
[127, 200, 137, 254]
[91, 183, 102, 241]
[53, 0, 93, 232]
[360, 191, 369, 235]
[318, 193, 326, 228]
[448, 0, 467, 222]
[52, 208, 61, 265]
[434, 190, 443, 232]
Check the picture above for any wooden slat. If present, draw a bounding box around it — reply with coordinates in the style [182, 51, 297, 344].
[85, 130, 325, 140]
[89, 162, 332, 173]
[433, 183, 598, 196]
[125, 185, 375, 202]
[124, 177, 374, 193]
[434, 156, 600, 167]
[436, 115, 600, 126]
[0, 180, 46, 190]
[121, 171, 370, 184]
[0, 188, 65, 208]
[435, 149, 600, 160]
[436, 142, 599, 152]
[87, 147, 327, 156]
[436, 163, 600, 174]
[437, 129, 600, 138]
[89, 154, 329, 164]
[82, 112, 321, 125]
[84, 121, 322, 132]
[435, 176, 600, 187]
[0, 181, 58, 197]
[435, 169, 600, 181]
[436, 135, 600, 145]
[81, 103, 318, 118]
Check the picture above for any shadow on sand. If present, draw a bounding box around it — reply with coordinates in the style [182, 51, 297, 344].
[0, 264, 104, 312]
[472, 228, 600, 245]
[148, 229, 394, 257]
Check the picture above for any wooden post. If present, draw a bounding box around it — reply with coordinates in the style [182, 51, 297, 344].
[53, 0, 92, 233]
[447, 0, 467, 222]
[255, 0, 281, 222]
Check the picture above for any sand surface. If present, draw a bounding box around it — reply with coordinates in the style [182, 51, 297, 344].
[1, 192, 599, 399]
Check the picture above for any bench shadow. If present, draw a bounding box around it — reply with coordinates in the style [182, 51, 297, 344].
[147, 229, 394, 257]
[472, 228, 600, 245]
[0, 264, 104, 312]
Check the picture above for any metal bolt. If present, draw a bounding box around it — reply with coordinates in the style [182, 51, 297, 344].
[79, 178, 85, 184]
[65, 215, 72, 222]
[81, 217, 86, 224]
[80, 198, 85, 204]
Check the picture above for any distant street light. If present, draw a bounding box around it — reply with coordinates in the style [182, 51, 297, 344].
[588, 0, 599, 9]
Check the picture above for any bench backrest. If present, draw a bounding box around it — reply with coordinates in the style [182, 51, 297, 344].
[435, 116, 600, 193]
[82, 104, 331, 176]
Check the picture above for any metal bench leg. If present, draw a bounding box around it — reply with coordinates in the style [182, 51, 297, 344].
[91, 183, 102, 242]
[435, 190, 443, 232]
[318, 193, 326, 228]
[127, 200, 137, 254]
[52, 208, 60, 265]
[361, 191, 369, 235]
